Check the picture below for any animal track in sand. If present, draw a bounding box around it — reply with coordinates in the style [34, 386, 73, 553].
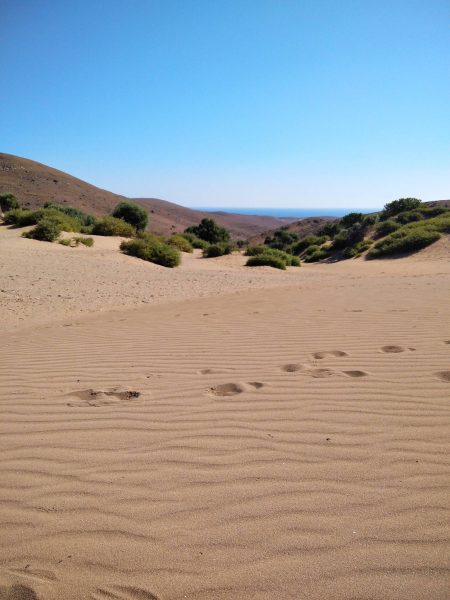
[0, 584, 39, 600]
[343, 370, 368, 378]
[312, 350, 348, 360]
[198, 368, 235, 375]
[93, 585, 159, 600]
[67, 388, 142, 407]
[435, 371, 450, 382]
[380, 345, 406, 353]
[281, 363, 304, 372]
[208, 382, 265, 397]
[309, 368, 335, 378]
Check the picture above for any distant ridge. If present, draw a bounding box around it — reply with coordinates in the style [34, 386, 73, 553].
[0, 153, 299, 238]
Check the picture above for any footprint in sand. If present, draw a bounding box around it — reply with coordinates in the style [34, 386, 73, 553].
[312, 351, 348, 360]
[0, 584, 40, 600]
[380, 345, 406, 353]
[309, 368, 335, 378]
[198, 368, 235, 375]
[281, 363, 304, 372]
[435, 371, 450, 383]
[93, 585, 159, 600]
[67, 388, 142, 407]
[343, 370, 368, 378]
[208, 382, 265, 397]
[444, 340, 450, 345]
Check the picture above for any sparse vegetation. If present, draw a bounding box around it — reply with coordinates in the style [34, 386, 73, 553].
[92, 216, 135, 237]
[244, 245, 300, 267]
[120, 237, 181, 267]
[112, 201, 148, 231]
[291, 235, 327, 254]
[185, 218, 230, 244]
[303, 248, 330, 263]
[44, 202, 96, 226]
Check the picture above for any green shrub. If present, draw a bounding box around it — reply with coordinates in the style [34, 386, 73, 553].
[245, 245, 268, 256]
[303, 248, 329, 263]
[375, 219, 400, 237]
[0, 193, 19, 213]
[368, 229, 440, 258]
[202, 242, 233, 258]
[185, 218, 230, 243]
[112, 201, 148, 231]
[246, 255, 286, 270]
[181, 232, 209, 249]
[340, 212, 364, 228]
[167, 234, 193, 253]
[44, 202, 96, 226]
[92, 216, 135, 237]
[292, 235, 327, 254]
[3, 208, 80, 231]
[3, 208, 39, 226]
[23, 218, 62, 242]
[264, 228, 299, 251]
[319, 221, 341, 237]
[120, 238, 181, 267]
[381, 198, 422, 219]
[59, 238, 71, 246]
[396, 210, 423, 224]
[76, 236, 94, 247]
[342, 240, 372, 259]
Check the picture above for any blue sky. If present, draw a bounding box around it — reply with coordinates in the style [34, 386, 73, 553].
[1, 1, 449, 209]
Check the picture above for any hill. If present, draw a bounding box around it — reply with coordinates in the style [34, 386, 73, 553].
[0, 153, 295, 238]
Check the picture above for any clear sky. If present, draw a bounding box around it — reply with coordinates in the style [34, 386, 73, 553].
[1, 1, 449, 210]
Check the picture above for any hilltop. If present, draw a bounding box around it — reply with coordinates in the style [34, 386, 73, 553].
[0, 153, 295, 238]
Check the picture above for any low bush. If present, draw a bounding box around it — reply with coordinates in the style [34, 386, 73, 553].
[23, 218, 62, 242]
[264, 229, 299, 251]
[203, 242, 233, 258]
[245, 245, 268, 256]
[112, 201, 148, 231]
[181, 232, 209, 249]
[292, 235, 327, 254]
[375, 219, 400, 237]
[342, 240, 372, 259]
[185, 218, 230, 243]
[44, 202, 96, 226]
[75, 236, 94, 247]
[120, 238, 180, 267]
[380, 198, 422, 219]
[167, 234, 193, 253]
[92, 216, 135, 237]
[4, 207, 81, 231]
[396, 210, 423, 224]
[368, 229, 440, 258]
[246, 255, 286, 270]
[59, 238, 71, 246]
[0, 193, 19, 213]
[303, 248, 329, 263]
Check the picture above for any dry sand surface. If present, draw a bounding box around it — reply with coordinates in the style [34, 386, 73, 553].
[0, 227, 449, 600]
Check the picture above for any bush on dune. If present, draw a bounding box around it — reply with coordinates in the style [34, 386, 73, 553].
[23, 218, 62, 242]
[167, 234, 193, 253]
[120, 238, 181, 268]
[246, 254, 286, 270]
[367, 229, 441, 258]
[380, 198, 422, 219]
[291, 235, 327, 254]
[181, 232, 209, 249]
[0, 193, 19, 213]
[202, 242, 233, 258]
[375, 219, 400, 237]
[44, 202, 96, 226]
[185, 218, 230, 244]
[92, 216, 135, 237]
[3, 207, 81, 231]
[112, 201, 148, 231]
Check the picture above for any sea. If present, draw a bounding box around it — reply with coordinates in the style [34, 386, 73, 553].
[195, 207, 379, 218]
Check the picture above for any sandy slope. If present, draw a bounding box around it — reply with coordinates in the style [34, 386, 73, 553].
[0, 231, 449, 600]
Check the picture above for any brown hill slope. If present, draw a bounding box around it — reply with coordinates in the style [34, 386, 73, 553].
[0, 153, 295, 237]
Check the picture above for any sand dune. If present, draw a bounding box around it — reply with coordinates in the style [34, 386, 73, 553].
[0, 230, 449, 599]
